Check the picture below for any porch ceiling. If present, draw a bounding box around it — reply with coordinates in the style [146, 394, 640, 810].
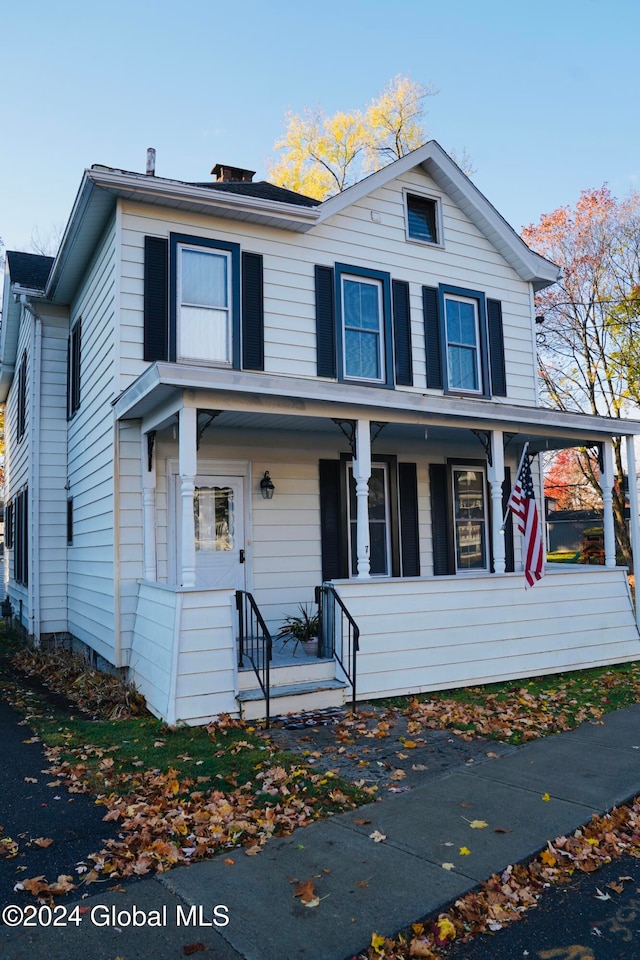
[113, 362, 640, 452]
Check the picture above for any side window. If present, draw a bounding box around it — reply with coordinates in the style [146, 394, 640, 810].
[67, 318, 81, 418]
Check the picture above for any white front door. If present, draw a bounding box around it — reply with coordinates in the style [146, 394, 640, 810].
[192, 476, 245, 590]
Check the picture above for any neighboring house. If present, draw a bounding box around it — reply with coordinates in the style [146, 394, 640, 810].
[3, 141, 640, 725]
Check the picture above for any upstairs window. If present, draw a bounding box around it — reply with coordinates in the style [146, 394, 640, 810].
[444, 294, 482, 393]
[406, 193, 439, 245]
[342, 275, 385, 382]
[177, 244, 232, 364]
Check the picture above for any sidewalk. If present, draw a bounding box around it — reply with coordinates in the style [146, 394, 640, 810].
[1, 703, 639, 959]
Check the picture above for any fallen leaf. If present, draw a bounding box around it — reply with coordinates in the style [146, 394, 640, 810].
[468, 819, 488, 830]
[182, 944, 207, 956]
[390, 769, 406, 781]
[542, 792, 551, 801]
[441, 863, 455, 871]
[459, 846, 471, 856]
[607, 881, 624, 894]
[223, 858, 234, 866]
[370, 830, 387, 843]
[32, 838, 53, 848]
[594, 887, 612, 901]
[24, 778, 38, 784]
[540, 849, 556, 867]
[294, 878, 320, 908]
[354, 818, 372, 826]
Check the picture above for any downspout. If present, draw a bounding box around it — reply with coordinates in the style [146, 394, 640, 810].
[19, 296, 41, 640]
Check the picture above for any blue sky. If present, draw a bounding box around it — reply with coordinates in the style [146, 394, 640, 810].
[1, 0, 639, 253]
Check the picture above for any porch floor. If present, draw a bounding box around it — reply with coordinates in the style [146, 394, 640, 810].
[237, 636, 333, 670]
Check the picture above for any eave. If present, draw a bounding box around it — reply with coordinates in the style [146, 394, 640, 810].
[46, 169, 321, 305]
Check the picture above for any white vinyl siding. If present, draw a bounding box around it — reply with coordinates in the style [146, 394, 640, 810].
[66, 216, 117, 663]
[118, 166, 536, 403]
[334, 568, 640, 700]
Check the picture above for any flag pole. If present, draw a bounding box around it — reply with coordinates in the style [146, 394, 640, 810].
[502, 441, 529, 529]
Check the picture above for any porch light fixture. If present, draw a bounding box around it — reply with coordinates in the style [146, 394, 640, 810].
[260, 471, 275, 500]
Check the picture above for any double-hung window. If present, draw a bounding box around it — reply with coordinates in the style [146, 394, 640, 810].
[444, 293, 482, 393]
[342, 275, 384, 381]
[451, 467, 488, 572]
[177, 243, 232, 364]
[335, 264, 393, 387]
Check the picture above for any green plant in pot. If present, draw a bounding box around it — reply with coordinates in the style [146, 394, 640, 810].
[278, 604, 319, 655]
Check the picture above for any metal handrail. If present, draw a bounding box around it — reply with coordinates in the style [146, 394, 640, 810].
[236, 590, 273, 728]
[315, 584, 359, 713]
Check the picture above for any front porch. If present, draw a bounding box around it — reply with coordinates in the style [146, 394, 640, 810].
[128, 566, 640, 725]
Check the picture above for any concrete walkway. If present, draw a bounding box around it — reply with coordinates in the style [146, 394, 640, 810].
[2, 706, 639, 960]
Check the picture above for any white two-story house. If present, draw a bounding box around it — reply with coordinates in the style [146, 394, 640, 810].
[3, 142, 640, 725]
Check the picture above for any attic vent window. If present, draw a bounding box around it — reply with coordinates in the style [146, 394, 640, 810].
[406, 193, 440, 245]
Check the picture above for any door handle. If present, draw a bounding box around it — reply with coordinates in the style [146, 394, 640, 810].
[239, 549, 245, 564]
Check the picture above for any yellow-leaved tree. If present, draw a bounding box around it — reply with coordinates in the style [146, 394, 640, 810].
[269, 74, 471, 201]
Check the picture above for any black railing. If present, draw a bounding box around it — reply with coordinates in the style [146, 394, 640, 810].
[236, 590, 273, 728]
[315, 584, 359, 713]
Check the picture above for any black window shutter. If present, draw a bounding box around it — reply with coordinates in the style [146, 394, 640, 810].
[66, 334, 71, 419]
[319, 459, 344, 580]
[399, 462, 420, 576]
[392, 279, 413, 386]
[429, 463, 454, 575]
[23, 489, 28, 587]
[487, 299, 507, 397]
[315, 265, 336, 378]
[143, 236, 169, 362]
[72, 319, 81, 413]
[422, 286, 443, 389]
[502, 465, 515, 572]
[242, 252, 264, 370]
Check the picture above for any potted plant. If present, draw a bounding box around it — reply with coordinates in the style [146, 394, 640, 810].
[278, 604, 320, 656]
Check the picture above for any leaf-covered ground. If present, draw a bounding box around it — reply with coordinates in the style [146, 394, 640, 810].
[3, 635, 640, 957]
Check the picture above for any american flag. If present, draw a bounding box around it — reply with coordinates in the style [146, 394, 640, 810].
[506, 450, 544, 588]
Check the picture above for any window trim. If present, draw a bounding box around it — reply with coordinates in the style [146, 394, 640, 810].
[169, 233, 241, 368]
[334, 263, 394, 388]
[404, 190, 444, 248]
[438, 284, 490, 397]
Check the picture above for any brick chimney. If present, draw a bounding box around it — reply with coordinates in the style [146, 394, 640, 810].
[211, 163, 256, 183]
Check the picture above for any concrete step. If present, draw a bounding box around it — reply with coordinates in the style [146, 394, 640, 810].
[237, 679, 346, 722]
[237, 658, 335, 692]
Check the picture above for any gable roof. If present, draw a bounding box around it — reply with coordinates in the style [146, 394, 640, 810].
[317, 140, 560, 292]
[45, 142, 559, 304]
[6, 251, 54, 291]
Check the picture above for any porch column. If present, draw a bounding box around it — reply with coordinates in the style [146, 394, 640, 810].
[488, 430, 506, 574]
[142, 431, 157, 581]
[625, 436, 640, 629]
[179, 405, 197, 588]
[353, 419, 371, 578]
[601, 439, 616, 568]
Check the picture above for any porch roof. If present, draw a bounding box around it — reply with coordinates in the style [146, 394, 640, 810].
[112, 362, 640, 451]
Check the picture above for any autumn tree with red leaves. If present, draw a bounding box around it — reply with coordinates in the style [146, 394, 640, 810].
[544, 448, 601, 511]
[523, 187, 640, 563]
